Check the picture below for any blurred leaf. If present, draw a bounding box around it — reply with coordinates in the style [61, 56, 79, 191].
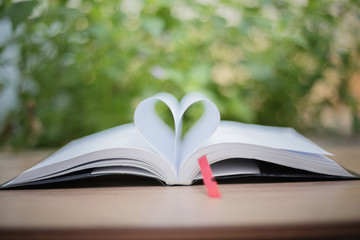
[188, 64, 210, 85]
[142, 16, 165, 37]
[247, 62, 275, 81]
[7, 0, 39, 29]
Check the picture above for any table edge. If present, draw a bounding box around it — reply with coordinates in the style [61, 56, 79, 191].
[1, 221, 360, 240]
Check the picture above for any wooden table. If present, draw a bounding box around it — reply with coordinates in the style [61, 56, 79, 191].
[1, 138, 360, 239]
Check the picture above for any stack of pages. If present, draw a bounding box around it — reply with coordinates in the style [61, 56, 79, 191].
[1, 93, 356, 188]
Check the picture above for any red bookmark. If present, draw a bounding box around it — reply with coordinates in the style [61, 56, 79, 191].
[198, 155, 221, 198]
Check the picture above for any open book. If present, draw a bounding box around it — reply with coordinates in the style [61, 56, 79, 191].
[1, 92, 356, 188]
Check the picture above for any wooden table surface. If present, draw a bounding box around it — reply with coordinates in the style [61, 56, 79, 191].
[0, 138, 360, 239]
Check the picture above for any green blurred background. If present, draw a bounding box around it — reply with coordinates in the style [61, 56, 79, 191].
[0, 0, 359, 148]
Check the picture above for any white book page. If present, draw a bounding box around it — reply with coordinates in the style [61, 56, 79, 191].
[177, 121, 351, 184]
[4, 123, 179, 187]
[24, 123, 159, 173]
[134, 93, 178, 166]
[194, 159, 260, 180]
[25, 159, 165, 183]
[134, 92, 220, 171]
[205, 121, 331, 155]
[177, 93, 220, 169]
[91, 166, 159, 179]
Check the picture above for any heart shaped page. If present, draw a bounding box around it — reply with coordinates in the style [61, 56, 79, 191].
[134, 92, 220, 170]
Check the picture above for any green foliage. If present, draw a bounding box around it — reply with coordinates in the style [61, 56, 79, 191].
[6, 0, 39, 29]
[0, 0, 360, 148]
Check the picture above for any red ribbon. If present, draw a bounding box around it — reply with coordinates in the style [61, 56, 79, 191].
[198, 155, 221, 198]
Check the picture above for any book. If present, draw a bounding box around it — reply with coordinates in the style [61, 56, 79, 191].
[1, 92, 356, 189]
